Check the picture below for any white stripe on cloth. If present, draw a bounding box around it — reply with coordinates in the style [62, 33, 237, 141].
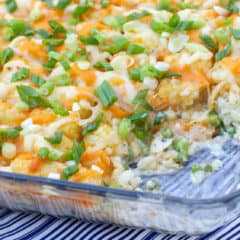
[0, 208, 239, 240]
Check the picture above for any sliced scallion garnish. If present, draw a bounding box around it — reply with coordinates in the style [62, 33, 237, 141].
[95, 80, 118, 107]
[82, 113, 104, 136]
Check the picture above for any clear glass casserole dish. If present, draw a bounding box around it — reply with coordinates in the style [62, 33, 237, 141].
[1, 0, 240, 236]
[0, 169, 240, 236]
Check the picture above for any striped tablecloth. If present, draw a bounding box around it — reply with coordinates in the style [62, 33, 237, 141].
[0, 208, 239, 240]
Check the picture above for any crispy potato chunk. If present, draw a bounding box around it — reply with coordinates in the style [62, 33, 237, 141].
[11, 154, 63, 177]
[58, 122, 82, 140]
[148, 69, 209, 110]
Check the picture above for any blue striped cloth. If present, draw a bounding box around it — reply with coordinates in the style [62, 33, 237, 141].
[0, 208, 239, 240]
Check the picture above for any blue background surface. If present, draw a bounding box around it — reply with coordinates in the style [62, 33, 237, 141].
[0, 208, 239, 240]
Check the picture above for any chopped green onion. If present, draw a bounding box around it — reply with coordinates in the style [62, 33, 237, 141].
[49, 99, 69, 116]
[227, 123, 236, 137]
[42, 0, 71, 10]
[6, 19, 34, 39]
[11, 67, 30, 82]
[48, 20, 66, 37]
[215, 42, 231, 61]
[94, 61, 113, 71]
[0, 126, 22, 141]
[126, 10, 150, 21]
[161, 128, 174, 138]
[66, 48, 88, 61]
[127, 44, 145, 55]
[158, 0, 174, 12]
[178, 2, 192, 10]
[80, 35, 99, 45]
[17, 85, 50, 108]
[95, 80, 118, 107]
[231, 28, 240, 40]
[154, 112, 167, 125]
[48, 150, 62, 161]
[61, 165, 78, 180]
[214, 28, 230, 43]
[176, 152, 187, 164]
[67, 18, 80, 25]
[151, 17, 204, 34]
[91, 28, 106, 44]
[173, 137, 189, 163]
[38, 82, 55, 96]
[102, 15, 126, 30]
[65, 151, 73, 161]
[43, 58, 57, 71]
[38, 147, 50, 159]
[118, 118, 131, 139]
[31, 74, 46, 87]
[16, 85, 69, 116]
[175, 20, 204, 31]
[200, 34, 219, 52]
[208, 111, 222, 127]
[48, 51, 62, 61]
[129, 68, 143, 82]
[45, 131, 63, 144]
[60, 60, 71, 71]
[162, 72, 182, 79]
[5, 0, 17, 13]
[49, 73, 71, 86]
[104, 36, 129, 54]
[228, 0, 239, 13]
[100, 0, 109, 8]
[141, 65, 164, 78]
[37, 29, 50, 38]
[43, 38, 64, 47]
[223, 17, 233, 26]
[169, 14, 180, 28]
[2, 27, 14, 41]
[72, 5, 90, 18]
[132, 89, 152, 111]
[0, 47, 14, 66]
[72, 140, 85, 164]
[133, 127, 148, 140]
[128, 111, 149, 124]
[151, 19, 173, 33]
[82, 112, 104, 136]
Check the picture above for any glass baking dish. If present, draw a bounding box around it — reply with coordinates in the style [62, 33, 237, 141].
[0, 171, 239, 236]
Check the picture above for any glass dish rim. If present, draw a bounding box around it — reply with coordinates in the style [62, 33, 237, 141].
[0, 171, 239, 205]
